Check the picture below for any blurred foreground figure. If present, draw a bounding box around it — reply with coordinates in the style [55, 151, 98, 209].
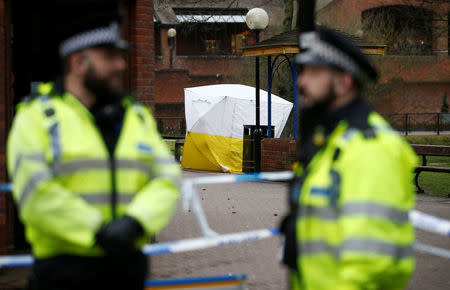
[7, 13, 180, 290]
[280, 27, 418, 290]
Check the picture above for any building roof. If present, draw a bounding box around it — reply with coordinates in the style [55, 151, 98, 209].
[153, 0, 284, 26]
[154, 4, 178, 25]
[243, 28, 386, 57]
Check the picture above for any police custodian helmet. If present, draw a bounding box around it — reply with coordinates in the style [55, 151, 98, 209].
[59, 13, 128, 58]
[295, 27, 378, 85]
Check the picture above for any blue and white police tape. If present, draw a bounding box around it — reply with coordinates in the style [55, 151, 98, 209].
[415, 242, 450, 260]
[141, 228, 280, 255]
[410, 210, 450, 237]
[0, 183, 12, 192]
[0, 228, 280, 268]
[185, 173, 450, 237]
[189, 171, 294, 185]
[1, 226, 450, 268]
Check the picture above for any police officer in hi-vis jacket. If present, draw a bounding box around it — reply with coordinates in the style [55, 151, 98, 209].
[280, 26, 418, 290]
[7, 13, 180, 290]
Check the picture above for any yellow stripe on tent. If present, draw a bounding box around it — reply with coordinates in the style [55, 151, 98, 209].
[181, 132, 243, 173]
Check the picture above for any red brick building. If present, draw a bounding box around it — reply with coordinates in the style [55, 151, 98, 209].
[0, 0, 156, 253]
[316, 0, 450, 114]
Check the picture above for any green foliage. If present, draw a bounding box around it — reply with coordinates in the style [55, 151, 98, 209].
[164, 140, 176, 152]
[283, 0, 294, 31]
[405, 135, 450, 145]
[273, 65, 295, 138]
[441, 92, 449, 113]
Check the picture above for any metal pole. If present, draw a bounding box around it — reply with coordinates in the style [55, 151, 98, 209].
[268, 55, 272, 138]
[405, 113, 409, 136]
[437, 113, 440, 136]
[293, 63, 298, 140]
[169, 37, 174, 69]
[255, 34, 260, 129]
[254, 31, 261, 172]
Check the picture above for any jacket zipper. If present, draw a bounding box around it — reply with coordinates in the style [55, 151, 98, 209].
[90, 122, 119, 221]
[67, 94, 121, 221]
[110, 156, 117, 220]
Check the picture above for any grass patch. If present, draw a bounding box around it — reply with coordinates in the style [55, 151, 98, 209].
[163, 140, 184, 162]
[416, 156, 450, 197]
[405, 135, 450, 145]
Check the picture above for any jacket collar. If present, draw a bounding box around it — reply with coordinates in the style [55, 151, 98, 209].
[322, 97, 372, 135]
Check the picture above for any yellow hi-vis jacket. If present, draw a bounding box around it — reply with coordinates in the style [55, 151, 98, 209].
[289, 104, 417, 290]
[7, 82, 180, 259]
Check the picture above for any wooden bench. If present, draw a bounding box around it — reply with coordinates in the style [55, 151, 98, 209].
[411, 145, 450, 194]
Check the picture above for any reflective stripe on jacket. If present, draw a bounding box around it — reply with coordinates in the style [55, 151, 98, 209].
[291, 111, 417, 290]
[7, 82, 180, 259]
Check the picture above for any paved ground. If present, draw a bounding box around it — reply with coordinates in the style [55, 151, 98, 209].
[152, 170, 289, 289]
[1, 169, 449, 289]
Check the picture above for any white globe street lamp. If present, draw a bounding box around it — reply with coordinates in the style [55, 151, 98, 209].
[245, 8, 269, 172]
[168, 28, 177, 38]
[168, 28, 177, 69]
[245, 8, 269, 31]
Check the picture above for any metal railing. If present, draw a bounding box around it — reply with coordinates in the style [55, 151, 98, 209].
[156, 117, 186, 138]
[385, 113, 450, 135]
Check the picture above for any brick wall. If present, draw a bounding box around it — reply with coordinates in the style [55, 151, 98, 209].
[372, 82, 450, 114]
[154, 62, 229, 119]
[125, 0, 155, 108]
[155, 55, 244, 77]
[317, 0, 450, 114]
[370, 55, 450, 113]
[317, 0, 448, 35]
[261, 138, 297, 171]
[0, 0, 7, 182]
[154, 55, 243, 119]
[0, 0, 14, 254]
[0, 0, 5, 253]
[155, 69, 190, 103]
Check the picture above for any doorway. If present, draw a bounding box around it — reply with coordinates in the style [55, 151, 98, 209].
[9, 0, 118, 250]
[11, 1, 118, 104]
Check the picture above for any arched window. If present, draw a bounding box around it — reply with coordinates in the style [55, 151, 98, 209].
[362, 5, 434, 55]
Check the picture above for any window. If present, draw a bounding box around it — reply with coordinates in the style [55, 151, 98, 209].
[154, 22, 162, 56]
[362, 5, 434, 55]
[173, 8, 250, 55]
[205, 39, 220, 54]
[231, 33, 245, 54]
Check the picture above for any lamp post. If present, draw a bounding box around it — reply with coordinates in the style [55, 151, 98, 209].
[168, 28, 176, 69]
[246, 8, 269, 172]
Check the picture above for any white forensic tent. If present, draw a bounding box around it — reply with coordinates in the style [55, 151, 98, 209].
[181, 84, 293, 173]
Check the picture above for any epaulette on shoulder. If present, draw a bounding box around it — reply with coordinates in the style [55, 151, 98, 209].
[21, 93, 51, 103]
[123, 97, 148, 124]
[129, 97, 153, 114]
